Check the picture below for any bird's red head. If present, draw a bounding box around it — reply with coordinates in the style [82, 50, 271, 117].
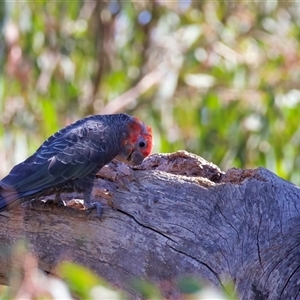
[116, 116, 153, 166]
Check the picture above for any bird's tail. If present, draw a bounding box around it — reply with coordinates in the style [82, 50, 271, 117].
[0, 184, 21, 212]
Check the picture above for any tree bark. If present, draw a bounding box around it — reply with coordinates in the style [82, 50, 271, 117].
[0, 150, 299, 299]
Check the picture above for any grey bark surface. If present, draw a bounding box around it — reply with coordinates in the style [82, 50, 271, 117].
[0, 150, 299, 299]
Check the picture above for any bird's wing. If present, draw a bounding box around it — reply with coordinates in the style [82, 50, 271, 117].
[0, 120, 115, 197]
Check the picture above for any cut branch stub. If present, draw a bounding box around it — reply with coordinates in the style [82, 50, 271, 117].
[132, 150, 225, 182]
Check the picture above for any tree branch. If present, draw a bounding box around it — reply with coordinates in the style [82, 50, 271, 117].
[0, 151, 299, 299]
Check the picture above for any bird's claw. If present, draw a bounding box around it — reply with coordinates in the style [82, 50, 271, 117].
[85, 202, 103, 219]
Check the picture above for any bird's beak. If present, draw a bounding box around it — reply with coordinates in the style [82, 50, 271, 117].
[127, 150, 144, 165]
[115, 149, 144, 166]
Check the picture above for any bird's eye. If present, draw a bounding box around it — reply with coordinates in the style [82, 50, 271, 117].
[139, 141, 146, 148]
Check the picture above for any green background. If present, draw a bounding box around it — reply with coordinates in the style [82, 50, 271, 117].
[1, 1, 300, 184]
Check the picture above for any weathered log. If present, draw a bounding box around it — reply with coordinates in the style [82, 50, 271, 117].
[0, 150, 299, 299]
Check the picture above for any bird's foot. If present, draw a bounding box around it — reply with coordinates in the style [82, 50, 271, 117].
[85, 202, 103, 219]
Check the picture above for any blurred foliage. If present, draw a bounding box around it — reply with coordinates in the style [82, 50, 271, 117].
[0, 242, 124, 300]
[0, 243, 236, 299]
[58, 262, 123, 300]
[1, 0, 300, 184]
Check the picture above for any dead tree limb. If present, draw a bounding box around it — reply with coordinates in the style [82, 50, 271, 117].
[0, 150, 299, 299]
